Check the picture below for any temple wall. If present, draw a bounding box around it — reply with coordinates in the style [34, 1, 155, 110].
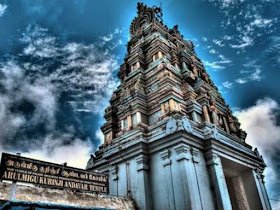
[107, 141, 216, 210]
[149, 143, 215, 210]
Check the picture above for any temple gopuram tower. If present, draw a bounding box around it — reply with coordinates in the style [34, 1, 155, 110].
[87, 3, 271, 210]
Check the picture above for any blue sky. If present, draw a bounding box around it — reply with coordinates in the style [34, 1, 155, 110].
[0, 0, 279, 208]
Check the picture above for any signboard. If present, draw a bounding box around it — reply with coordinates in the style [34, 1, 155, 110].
[0, 153, 108, 193]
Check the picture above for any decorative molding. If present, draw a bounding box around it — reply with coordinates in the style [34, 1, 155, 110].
[136, 155, 149, 171]
[206, 153, 221, 166]
[191, 148, 200, 163]
[110, 165, 118, 180]
[159, 149, 172, 166]
[174, 144, 191, 161]
[210, 127, 219, 139]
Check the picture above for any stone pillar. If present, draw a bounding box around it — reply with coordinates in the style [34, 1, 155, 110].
[109, 165, 119, 196]
[222, 116, 230, 134]
[207, 154, 232, 210]
[253, 170, 272, 210]
[191, 111, 198, 122]
[159, 150, 176, 210]
[231, 176, 250, 210]
[136, 112, 141, 124]
[127, 115, 132, 129]
[174, 144, 203, 210]
[203, 105, 210, 123]
[121, 120, 124, 130]
[135, 155, 152, 210]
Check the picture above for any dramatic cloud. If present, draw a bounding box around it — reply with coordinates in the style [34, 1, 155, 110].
[0, 4, 7, 16]
[0, 25, 120, 167]
[22, 136, 92, 169]
[236, 98, 280, 208]
[20, 25, 119, 114]
[0, 61, 57, 151]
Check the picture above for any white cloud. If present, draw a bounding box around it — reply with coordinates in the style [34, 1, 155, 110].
[243, 60, 260, 69]
[100, 27, 123, 43]
[101, 34, 113, 42]
[21, 136, 92, 169]
[0, 4, 7, 16]
[235, 60, 263, 84]
[213, 39, 225, 47]
[204, 54, 231, 70]
[20, 25, 119, 114]
[250, 18, 272, 27]
[202, 37, 208, 42]
[0, 61, 57, 150]
[266, 36, 280, 65]
[209, 49, 217, 54]
[230, 35, 253, 49]
[207, 0, 238, 9]
[95, 128, 104, 145]
[0, 24, 120, 165]
[21, 25, 59, 58]
[249, 68, 262, 81]
[222, 81, 233, 89]
[204, 61, 225, 69]
[236, 98, 280, 152]
[235, 78, 247, 84]
[223, 35, 233, 40]
[235, 98, 280, 208]
[238, 67, 263, 83]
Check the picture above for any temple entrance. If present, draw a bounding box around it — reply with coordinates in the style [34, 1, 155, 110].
[221, 158, 263, 210]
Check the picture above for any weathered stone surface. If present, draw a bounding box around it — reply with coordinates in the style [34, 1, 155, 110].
[0, 182, 136, 210]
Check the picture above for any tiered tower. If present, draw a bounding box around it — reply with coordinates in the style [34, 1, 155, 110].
[87, 3, 271, 210]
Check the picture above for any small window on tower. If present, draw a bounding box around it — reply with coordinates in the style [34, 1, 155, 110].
[132, 113, 137, 126]
[131, 62, 140, 71]
[122, 118, 128, 130]
[153, 51, 163, 62]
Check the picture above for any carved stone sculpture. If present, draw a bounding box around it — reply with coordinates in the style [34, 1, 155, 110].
[166, 117, 177, 134]
[209, 96, 219, 126]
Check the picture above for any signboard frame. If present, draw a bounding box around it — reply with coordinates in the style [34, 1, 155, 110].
[0, 153, 109, 194]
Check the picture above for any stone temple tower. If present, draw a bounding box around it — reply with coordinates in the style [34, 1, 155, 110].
[87, 3, 271, 210]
